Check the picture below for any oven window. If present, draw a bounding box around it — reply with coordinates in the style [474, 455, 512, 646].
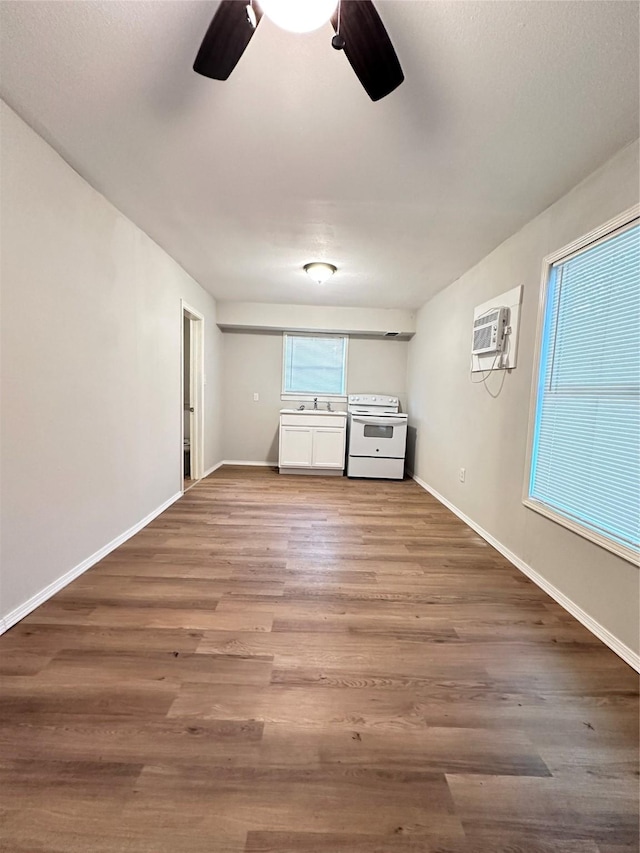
[363, 424, 394, 439]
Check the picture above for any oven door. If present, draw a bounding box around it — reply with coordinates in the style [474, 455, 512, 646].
[348, 415, 407, 459]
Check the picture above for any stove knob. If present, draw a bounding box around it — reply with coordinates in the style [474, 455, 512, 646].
[372, 396, 377, 401]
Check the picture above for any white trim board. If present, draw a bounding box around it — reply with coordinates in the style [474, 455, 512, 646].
[472, 284, 523, 373]
[181, 300, 205, 484]
[201, 460, 224, 478]
[0, 491, 182, 636]
[412, 474, 640, 673]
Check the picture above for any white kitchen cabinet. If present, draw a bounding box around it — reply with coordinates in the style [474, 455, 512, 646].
[279, 412, 347, 474]
[311, 428, 346, 468]
[279, 426, 313, 467]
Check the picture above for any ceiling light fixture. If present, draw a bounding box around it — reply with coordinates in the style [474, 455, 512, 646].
[259, 0, 338, 33]
[304, 262, 337, 284]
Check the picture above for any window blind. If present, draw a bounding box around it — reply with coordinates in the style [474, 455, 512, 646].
[529, 222, 640, 554]
[283, 335, 347, 395]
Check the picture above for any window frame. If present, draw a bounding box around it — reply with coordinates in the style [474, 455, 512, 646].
[523, 204, 640, 566]
[280, 332, 349, 402]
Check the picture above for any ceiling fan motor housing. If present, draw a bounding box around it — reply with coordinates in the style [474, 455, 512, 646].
[194, 0, 404, 101]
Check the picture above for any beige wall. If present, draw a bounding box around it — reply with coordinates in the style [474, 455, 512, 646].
[222, 331, 408, 463]
[0, 102, 223, 626]
[2, 96, 636, 662]
[407, 141, 640, 657]
[217, 302, 415, 336]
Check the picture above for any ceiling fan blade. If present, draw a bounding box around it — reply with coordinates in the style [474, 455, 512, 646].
[331, 0, 404, 101]
[194, 1, 263, 81]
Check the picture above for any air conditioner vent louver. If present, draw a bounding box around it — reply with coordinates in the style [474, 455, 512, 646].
[474, 309, 500, 328]
[473, 326, 492, 351]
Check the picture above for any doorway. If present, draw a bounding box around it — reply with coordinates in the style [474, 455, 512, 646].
[182, 301, 204, 493]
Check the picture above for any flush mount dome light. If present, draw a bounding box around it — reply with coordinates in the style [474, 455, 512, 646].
[260, 0, 338, 33]
[304, 262, 337, 284]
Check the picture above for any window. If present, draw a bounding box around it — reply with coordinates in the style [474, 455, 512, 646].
[282, 334, 348, 398]
[526, 209, 640, 562]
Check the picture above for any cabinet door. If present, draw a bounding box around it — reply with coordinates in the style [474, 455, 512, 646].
[311, 428, 345, 469]
[279, 426, 313, 467]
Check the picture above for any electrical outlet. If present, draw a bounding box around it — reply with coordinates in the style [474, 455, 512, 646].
[459, 467, 466, 483]
[253, 392, 259, 402]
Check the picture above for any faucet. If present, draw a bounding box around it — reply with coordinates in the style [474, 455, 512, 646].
[313, 397, 318, 410]
[326, 401, 332, 412]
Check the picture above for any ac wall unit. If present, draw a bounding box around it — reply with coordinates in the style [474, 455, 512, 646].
[472, 307, 508, 355]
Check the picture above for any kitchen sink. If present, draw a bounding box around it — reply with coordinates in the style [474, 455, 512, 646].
[279, 408, 347, 416]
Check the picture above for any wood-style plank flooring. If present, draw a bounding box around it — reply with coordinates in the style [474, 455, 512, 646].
[1, 465, 638, 852]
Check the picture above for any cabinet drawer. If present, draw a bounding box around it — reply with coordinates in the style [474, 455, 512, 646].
[280, 415, 346, 428]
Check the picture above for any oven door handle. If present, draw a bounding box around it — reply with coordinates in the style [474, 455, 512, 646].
[352, 417, 401, 426]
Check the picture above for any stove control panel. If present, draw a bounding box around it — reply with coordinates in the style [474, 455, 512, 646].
[349, 395, 398, 406]
[348, 394, 400, 414]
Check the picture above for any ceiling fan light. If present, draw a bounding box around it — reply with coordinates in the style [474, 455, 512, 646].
[260, 0, 338, 33]
[304, 262, 337, 285]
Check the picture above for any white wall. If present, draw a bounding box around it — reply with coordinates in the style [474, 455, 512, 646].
[222, 331, 408, 463]
[407, 141, 640, 660]
[0, 102, 223, 628]
[217, 302, 415, 336]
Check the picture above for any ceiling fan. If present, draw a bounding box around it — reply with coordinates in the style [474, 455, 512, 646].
[193, 0, 404, 102]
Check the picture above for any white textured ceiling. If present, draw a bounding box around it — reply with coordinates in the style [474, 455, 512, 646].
[1, 1, 638, 309]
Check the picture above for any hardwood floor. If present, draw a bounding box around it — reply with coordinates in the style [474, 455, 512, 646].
[1, 465, 638, 852]
[183, 474, 197, 493]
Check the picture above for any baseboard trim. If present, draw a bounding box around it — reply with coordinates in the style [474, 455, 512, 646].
[201, 460, 224, 478]
[411, 474, 640, 673]
[0, 491, 182, 636]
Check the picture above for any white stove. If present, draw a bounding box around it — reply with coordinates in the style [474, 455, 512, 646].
[347, 394, 408, 480]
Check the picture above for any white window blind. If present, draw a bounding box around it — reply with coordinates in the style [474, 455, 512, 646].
[283, 335, 347, 396]
[528, 221, 640, 556]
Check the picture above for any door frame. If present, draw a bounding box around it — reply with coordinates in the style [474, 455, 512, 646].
[181, 300, 205, 490]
